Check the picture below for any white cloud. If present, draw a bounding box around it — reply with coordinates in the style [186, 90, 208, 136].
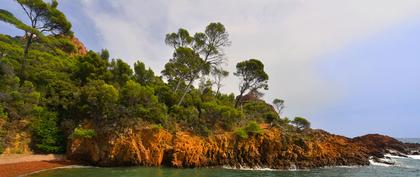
[80, 0, 420, 119]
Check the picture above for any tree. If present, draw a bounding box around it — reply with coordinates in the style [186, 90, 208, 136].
[133, 61, 155, 85]
[234, 59, 269, 108]
[272, 98, 285, 116]
[109, 59, 133, 87]
[211, 67, 229, 95]
[120, 80, 167, 123]
[0, 0, 72, 81]
[162, 47, 207, 105]
[80, 80, 119, 121]
[73, 51, 110, 85]
[292, 117, 311, 130]
[164, 22, 231, 105]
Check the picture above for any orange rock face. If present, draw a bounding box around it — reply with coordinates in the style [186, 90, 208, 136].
[67, 126, 373, 169]
[70, 37, 87, 56]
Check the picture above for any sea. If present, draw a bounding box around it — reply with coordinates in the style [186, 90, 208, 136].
[26, 139, 420, 177]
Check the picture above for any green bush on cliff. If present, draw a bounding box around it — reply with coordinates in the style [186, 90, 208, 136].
[235, 121, 264, 139]
[70, 127, 96, 139]
[243, 101, 279, 123]
[235, 128, 248, 139]
[245, 121, 264, 135]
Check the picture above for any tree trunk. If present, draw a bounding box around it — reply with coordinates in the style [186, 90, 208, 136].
[174, 79, 182, 92]
[20, 32, 34, 83]
[177, 78, 194, 106]
[234, 90, 245, 108]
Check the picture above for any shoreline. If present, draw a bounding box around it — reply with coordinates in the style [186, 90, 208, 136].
[0, 154, 74, 177]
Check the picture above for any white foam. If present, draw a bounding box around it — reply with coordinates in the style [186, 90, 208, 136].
[408, 155, 420, 160]
[221, 165, 309, 171]
[369, 159, 392, 167]
[384, 154, 407, 159]
[222, 165, 279, 171]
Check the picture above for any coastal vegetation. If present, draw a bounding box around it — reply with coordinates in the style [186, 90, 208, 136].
[0, 0, 310, 155]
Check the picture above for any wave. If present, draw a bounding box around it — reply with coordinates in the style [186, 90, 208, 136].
[221, 164, 309, 171]
[369, 159, 392, 167]
[408, 155, 420, 160]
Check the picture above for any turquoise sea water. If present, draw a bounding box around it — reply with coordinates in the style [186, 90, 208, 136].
[27, 156, 420, 177]
[27, 139, 420, 177]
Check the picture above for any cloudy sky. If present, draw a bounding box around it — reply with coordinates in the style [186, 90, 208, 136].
[1, 0, 420, 137]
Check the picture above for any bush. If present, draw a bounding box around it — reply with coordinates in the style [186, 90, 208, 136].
[31, 107, 64, 153]
[234, 121, 264, 139]
[235, 128, 248, 139]
[245, 121, 263, 135]
[70, 127, 96, 139]
[243, 101, 278, 122]
[169, 105, 199, 123]
[263, 112, 279, 123]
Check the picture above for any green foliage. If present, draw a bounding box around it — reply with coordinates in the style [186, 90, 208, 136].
[74, 51, 110, 85]
[169, 105, 199, 123]
[134, 61, 156, 85]
[272, 98, 285, 115]
[245, 121, 263, 135]
[234, 128, 248, 139]
[109, 59, 132, 87]
[292, 117, 311, 130]
[70, 127, 96, 139]
[243, 101, 278, 123]
[201, 101, 243, 130]
[31, 107, 64, 153]
[235, 121, 264, 139]
[120, 80, 167, 124]
[234, 59, 269, 107]
[80, 80, 119, 120]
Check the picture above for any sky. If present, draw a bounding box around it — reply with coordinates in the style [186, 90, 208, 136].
[1, 0, 419, 138]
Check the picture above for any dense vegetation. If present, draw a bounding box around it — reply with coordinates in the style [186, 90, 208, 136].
[0, 0, 310, 154]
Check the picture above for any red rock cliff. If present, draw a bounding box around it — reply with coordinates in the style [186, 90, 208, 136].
[67, 126, 371, 169]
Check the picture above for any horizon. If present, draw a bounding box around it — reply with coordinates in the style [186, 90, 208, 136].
[1, 0, 419, 138]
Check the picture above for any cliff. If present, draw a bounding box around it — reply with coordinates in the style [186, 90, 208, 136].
[67, 125, 371, 169]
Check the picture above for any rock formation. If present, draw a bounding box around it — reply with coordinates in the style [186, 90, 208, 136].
[68, 125, 372, 169]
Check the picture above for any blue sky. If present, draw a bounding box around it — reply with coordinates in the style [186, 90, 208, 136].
[1, 0, 419, 137]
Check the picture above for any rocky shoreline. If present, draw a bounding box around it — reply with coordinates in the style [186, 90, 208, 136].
[66, 126, 420, 169]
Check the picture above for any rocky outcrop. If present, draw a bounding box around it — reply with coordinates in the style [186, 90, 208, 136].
[404, 143, 420, 155]
[67, 126, 370, 169]
[351, 134, 408, 158]
[70, 37, 87, 56]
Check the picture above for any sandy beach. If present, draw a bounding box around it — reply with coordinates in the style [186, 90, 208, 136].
[0, 154, 73, 177]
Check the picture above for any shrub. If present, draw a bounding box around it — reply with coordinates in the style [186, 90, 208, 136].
[263, 111, 279, 123]
[234, 121, 264, 139]
[243, 101, 278, 122]
[245, 121, 263, 135]
[150, 124, 163, 130]
[235, 128, 248, 139]
[169, 105, 199, 123]
[70, 127, 96, 139]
